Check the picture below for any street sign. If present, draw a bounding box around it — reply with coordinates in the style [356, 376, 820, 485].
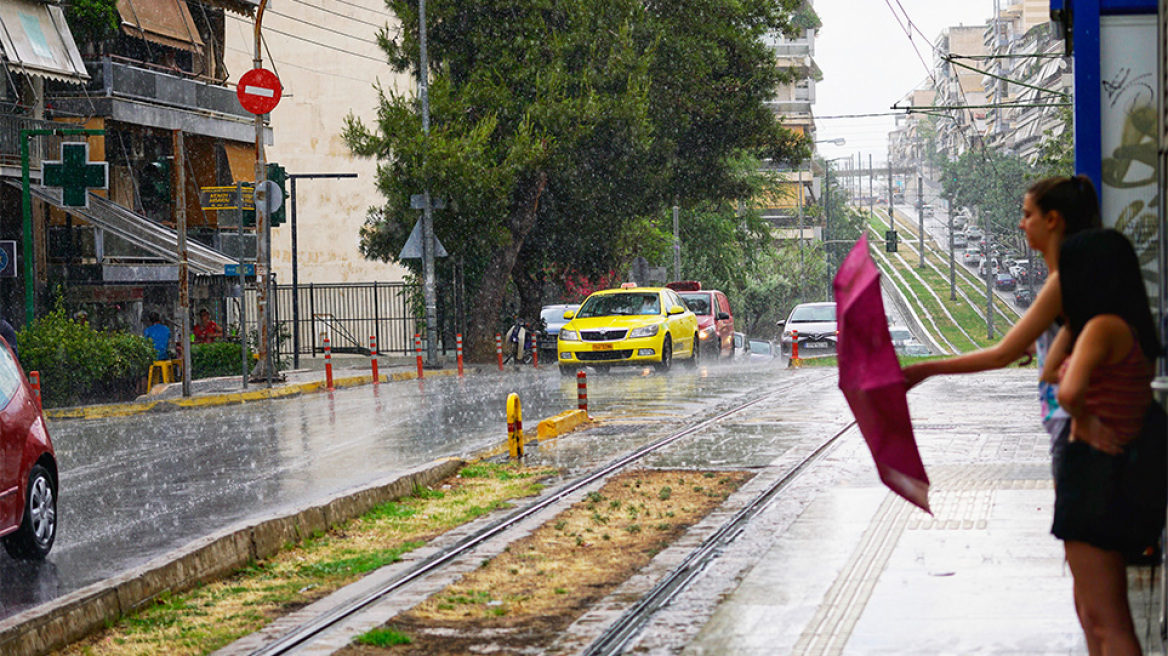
[0, 241, 15, 278]
[256, 180, 284, 215]
[200, 185, 254, 211]
[237, 68, 282, 115]
[42, 143, 107, 208]
[398, 218, 448, 260]
[225, 263, 256, 277]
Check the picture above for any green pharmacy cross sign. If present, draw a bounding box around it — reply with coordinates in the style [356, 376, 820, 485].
[42, 143, 107, 207]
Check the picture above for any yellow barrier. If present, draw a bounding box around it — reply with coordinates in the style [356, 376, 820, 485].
[506, 393, 523, 459]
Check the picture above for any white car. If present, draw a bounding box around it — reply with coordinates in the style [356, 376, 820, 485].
[951, 232, 967, 248]
[778, 302, 837, 356]
[963, 247, 982, 266]
[888, 326, 914, 347]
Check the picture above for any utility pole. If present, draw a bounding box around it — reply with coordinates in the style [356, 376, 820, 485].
[251, 0, 273, 387]
[917, 176, 924, 269]
[886, 156, 893, 231]
[985, 221, 995, 339]
[947, 198, 956, 301]
[419, 0, 440, 368]
[672, 202, 680, 280]
[174, 130, 191, 397]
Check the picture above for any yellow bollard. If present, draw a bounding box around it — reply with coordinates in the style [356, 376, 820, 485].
[507, 393, 524, 459]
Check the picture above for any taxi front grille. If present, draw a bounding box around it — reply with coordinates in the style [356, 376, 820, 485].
[577, 350, 633, 361]
[581, 329, 628, 341]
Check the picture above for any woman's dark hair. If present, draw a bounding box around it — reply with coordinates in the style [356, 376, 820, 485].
[1060, 228, 1162, 360]
[1027, 175, 1102, 236]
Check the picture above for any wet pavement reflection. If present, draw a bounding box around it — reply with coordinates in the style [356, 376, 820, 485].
[1, 358, 805, 619]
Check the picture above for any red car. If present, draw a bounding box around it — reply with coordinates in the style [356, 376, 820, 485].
[0, 338, 57, 559]
[668, 282, 736, 359]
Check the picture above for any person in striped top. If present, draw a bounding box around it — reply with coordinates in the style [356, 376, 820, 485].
[1042, 228, 1162, 656]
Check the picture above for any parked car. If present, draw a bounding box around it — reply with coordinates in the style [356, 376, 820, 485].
[0, 337, 57, 559]
[557, 286, 699, 375]
[1014, 288, 1034, 308]
[888, 326, 914, 348]
[746, 339, 778, 363]
[978, 257, 1000, 278]
[899, 342, 931, 356]
[995, 272, 1016, 291]
[732, 332, 747, 360]
[669, 282, 735, 359]
[778, 302, 837, 356]
[951, 232, 967, 248]
[538, 304, 580, 359]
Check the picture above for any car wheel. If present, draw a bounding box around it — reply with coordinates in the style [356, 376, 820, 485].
[559, 365, 578, 377]
[4, 463, 56, 560]
[655, 336, 673, 373]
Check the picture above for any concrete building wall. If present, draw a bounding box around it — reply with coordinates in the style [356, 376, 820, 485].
[223, 2, 411, 285]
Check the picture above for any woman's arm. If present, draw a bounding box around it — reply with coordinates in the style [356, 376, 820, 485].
[1039, 325, 1071, 384]
[903, 272, 1062, 389]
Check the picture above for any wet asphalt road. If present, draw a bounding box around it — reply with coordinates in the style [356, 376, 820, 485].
[0, 357, 813, 620]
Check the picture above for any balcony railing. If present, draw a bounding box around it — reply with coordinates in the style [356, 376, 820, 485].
[0, 113, 91, 171]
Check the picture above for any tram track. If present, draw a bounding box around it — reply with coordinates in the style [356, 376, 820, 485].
[247, 370, 842, 655]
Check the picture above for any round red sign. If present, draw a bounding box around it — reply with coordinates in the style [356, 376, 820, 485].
[237, 68, 282, 115]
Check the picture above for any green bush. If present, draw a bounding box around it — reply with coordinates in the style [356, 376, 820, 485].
[19, 308, 155, 407]
[190, 341, 252, 379]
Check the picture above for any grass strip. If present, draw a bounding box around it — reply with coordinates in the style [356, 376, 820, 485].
[343, 469, 752, 655]
[57, 463, 557, 656]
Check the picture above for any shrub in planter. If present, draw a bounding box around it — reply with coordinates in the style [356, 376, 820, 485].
[190, 341, 252, 379]
[19, 308, 155, 407]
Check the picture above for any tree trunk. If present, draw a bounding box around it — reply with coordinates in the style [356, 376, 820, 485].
[513, 247, 545, 328]
[466, 173, 548, 362]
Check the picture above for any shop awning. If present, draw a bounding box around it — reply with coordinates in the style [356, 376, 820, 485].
[117, 0, 205, 54]
[0, 0, 88, 84]
[221, 140, 257, 183]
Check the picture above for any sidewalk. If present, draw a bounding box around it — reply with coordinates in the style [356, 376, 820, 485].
[43, 352, 467, 420]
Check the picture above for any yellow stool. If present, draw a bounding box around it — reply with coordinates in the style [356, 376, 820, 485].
[147, 359, 182, 390]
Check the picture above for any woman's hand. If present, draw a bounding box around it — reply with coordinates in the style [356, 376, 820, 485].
[1070, 413, 1125, 455]
[902, 363, 929, 391]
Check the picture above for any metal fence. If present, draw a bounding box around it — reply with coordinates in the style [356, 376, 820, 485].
[230, 282, 421, 363]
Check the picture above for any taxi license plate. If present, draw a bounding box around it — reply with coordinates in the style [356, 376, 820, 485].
[593, 344, 614, 351]
[802, 342, 827, 349]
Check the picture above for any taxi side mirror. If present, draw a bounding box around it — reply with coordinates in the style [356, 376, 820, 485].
[668, 305, 686, 315]
[563, 311, 575, 320]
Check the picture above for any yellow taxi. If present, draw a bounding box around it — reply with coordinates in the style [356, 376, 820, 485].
[557, 285, 699, 375]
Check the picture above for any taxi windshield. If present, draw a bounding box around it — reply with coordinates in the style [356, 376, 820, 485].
[578, 293, 661, 318]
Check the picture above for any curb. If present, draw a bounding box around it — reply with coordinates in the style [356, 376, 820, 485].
[44, 368, 465, 421]
[537, 409, 590, 439]
[0, 458, 464, 656]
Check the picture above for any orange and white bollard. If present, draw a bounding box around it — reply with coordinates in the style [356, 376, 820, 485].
[791, 330, 801, 367]
[29, 371, 40, 405]
[415, 333, 424, 379]
[456, 333, 464, 376]
[577, 370, 587, 413]
[370, 335, 380, 384]
[324, 338, 334, 390]
[496, 333, 504, 371]
[507, 393, 524, 459]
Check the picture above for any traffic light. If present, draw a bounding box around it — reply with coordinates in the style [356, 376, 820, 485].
[266, 162, 287, 226]
[885, 229, 898, 253]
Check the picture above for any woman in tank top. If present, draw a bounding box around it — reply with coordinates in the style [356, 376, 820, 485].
[1041, 229, 1162, 656]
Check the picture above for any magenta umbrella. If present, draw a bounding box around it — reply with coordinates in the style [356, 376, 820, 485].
[833, 235, 931, 513]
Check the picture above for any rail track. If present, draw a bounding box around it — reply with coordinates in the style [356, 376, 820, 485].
[248, 371, 847, 655]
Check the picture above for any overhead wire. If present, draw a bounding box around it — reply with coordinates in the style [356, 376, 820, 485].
[288, 0, 385, 29]
[226, 14, 386, 64]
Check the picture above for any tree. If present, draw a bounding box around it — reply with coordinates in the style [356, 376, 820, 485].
[942, 149, 1034, 254]
[346, 0, 808, 360]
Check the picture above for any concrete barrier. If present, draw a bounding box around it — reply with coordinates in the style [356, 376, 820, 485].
[0, 458, 464, 656]
[537, 409, 590, 439]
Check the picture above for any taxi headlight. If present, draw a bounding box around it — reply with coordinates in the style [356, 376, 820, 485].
[629, 324, 660, 339]
[560, 329, 579, 342]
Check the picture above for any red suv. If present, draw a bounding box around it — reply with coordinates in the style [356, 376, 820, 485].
[0, 338, 57, 559]
[668, 282, 735, 359]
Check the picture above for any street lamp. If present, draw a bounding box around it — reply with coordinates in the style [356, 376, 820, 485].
[823, 156, 851, 298]
[797, 138, 846, 275]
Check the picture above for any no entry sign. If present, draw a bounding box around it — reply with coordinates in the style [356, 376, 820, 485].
[237, 68, 282, 114]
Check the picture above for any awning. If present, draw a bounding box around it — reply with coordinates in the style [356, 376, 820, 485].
[221, 140, 256, 183]
[0, 0, 88, 84]
[117, 0, 205, 54]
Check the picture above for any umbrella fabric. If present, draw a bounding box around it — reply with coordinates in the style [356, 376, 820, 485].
[834, 235, 930, 513]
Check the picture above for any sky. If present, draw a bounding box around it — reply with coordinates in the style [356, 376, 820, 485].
[812, 0, 998, 164]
